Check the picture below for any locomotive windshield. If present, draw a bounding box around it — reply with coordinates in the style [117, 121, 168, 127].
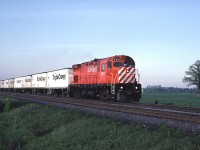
[113, 62, 123, 67]
[113, 56, 135, 68]
[124, 56, 135, 67]
[124, 61, 135, 67]
[114, 61, 135, 67]
[114, 61, 135, 68]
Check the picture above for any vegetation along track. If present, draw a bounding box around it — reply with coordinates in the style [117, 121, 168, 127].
[1, 92, 200, 125]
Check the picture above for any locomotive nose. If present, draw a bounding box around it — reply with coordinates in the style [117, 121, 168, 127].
[127, 68, 131, 73]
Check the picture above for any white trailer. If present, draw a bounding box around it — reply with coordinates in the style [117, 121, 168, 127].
[32, 72, 47, 94]
[4, 80, 9, 89]
[32, 73, 47, 88]
[46, 68, 73, 95]
[22, 76, 32, 88]
[14, 77, 23, 92]
[21, 76, 32, 93]
[8, 79, 14, 91]
[0, 80, 4, 91]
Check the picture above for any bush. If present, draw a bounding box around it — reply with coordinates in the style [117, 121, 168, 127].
[29, 122, 53, 137]
[0, 97, 18, 112]
[4, 98, 15, 112]
[0, 101, 5, 112]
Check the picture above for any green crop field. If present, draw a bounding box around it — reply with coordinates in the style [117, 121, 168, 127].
[0, 96, 200, 150]
[141, 92, 200, 107]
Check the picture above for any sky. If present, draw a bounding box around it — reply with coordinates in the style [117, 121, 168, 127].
[0, 0, 200, 88]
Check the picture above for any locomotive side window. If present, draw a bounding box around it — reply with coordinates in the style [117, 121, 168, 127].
[101, 64, 106, 71]
[108, 61, 112, 69]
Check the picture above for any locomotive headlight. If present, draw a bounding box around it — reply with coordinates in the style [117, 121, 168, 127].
[120, 86, 123, 89]
[135, 87, 138, 90]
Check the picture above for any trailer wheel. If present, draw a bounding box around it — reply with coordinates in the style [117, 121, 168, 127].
[74, 91, 81, 98]
[69, 91, 74, 97]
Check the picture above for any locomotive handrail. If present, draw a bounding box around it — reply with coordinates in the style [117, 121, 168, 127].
[110, 73, 115, 94]
[135, 69, 140, 84]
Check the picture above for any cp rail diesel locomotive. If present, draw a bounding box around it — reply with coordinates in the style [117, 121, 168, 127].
[69, 55, 141, 101]
[0, 55, 142, 102]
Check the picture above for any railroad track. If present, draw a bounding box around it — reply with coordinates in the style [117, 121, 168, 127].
[1, 92, 200, 125]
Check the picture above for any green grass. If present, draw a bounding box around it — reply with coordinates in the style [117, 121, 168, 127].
[141, 92, 200, 107]
[0, 96, 200, 149]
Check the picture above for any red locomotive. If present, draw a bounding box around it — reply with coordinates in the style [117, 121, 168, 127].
[69, 55, 142, 101]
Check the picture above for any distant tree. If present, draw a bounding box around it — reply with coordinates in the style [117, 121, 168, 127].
[183, 60, 200, 97]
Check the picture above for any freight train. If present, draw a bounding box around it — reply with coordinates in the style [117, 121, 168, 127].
[0, 55, 142, 102]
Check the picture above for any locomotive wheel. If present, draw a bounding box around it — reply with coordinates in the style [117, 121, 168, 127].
[99, 91, 109, 101]
[74, 91, 81, 98]
[116, 92, 126, 102]
[116, 92, 122, 102]
[68, 91, 74, 97]
[99, 92, 103, 100]
[134, 98, 139, 102]
[103, 95, 109, 101]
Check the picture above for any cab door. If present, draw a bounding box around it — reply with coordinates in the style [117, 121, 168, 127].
[98, 58, 108, 84]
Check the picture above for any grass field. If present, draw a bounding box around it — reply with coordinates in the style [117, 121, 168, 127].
[0, 96, 200, 150]
[141, 92, 200, 107]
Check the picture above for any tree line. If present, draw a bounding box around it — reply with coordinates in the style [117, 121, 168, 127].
[143, 85, 196, 93]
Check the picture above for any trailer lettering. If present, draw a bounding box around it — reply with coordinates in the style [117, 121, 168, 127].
[53, 74, 66, 81]
[25, 78, 31, 82]
[37, 76, 45, 82]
